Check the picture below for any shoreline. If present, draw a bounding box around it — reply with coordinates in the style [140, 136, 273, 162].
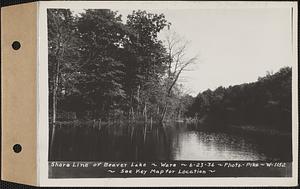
[229, 125, 292, 136]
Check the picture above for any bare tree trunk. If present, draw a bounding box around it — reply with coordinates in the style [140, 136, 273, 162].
[53, 59, 60, 124]
[50, 57, 60, 159]
[160, 102, 168, 124]
[143, 102, 147, 122]
[129, 92, 134, 120]
[160, 67, 186, 124]
[131, 107, 135, 120]
[136, 85, 140, 115]
[160, 32, 197, 124]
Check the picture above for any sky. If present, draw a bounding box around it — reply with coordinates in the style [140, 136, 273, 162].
[72, 7, 293, 96]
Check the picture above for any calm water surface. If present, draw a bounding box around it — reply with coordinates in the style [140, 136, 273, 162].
[50, 122, 292, 161]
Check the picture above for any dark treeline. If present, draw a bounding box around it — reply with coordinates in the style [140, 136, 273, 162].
[48, 9, 195, 125]
[186, 67, 292, 132]
[48, 9, 292, 132]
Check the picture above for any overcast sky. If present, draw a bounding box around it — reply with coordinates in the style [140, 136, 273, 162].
[72, 8, 293, 96]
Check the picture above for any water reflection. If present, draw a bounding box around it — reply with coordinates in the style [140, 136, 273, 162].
[50, 122, 292, 161]
[171, 130, 266, 160]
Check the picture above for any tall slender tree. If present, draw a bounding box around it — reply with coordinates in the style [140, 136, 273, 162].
[160, 31, 197, 123]
[48, 9, 80, 124]
[124, 10, 170, 120]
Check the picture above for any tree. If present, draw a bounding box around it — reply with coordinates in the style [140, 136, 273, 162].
[48, 9, 80, 124]
[123, 10, 170, 120]
[75, 9, 130, 119]
[160, 31, 198, 123]
[48, 9, 82, 158]
[186, 67, 292, 131]
[48, 9, 204, 125]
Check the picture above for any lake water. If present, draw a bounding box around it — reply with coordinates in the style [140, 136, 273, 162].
[49, 122, 292, 161]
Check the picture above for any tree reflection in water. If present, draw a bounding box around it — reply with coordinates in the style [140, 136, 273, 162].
[49, 121, 292, 161]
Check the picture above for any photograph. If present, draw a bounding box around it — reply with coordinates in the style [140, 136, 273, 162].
[47, 5, 294, 178]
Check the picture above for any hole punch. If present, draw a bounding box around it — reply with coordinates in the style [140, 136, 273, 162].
[13, 144, 22, 153]
[12, 41, 21, 50]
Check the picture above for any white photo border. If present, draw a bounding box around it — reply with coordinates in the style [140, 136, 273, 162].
[37, 1, 298, 186]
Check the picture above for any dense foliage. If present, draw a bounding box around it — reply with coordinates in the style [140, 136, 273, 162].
[48, 9, 192, 124]
[48, 9, 292, 132]
[186, 67, 292, 131]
